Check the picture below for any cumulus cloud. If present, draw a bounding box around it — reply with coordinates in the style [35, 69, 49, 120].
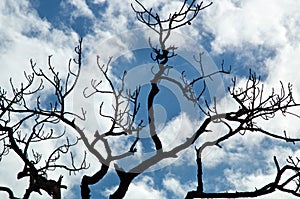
[197, 0, 300, 84]
[88, 1, 300, 198]
[198, 2, 300, 194]
[0, 0, 78, 87]
[200, 0, 300, 53]
[163, 174, 196, 198]
[0, 1, 85, 198]
[0, 153, 27, 198]
[2, 0, 300, 198]
[125, 176, 167, 199]
[265, 44, 300, 94]
[93, 0, 106, 3]
[224, 146, 300, 199]
[103, 176, 167, 199]
[61, 0, 94, 19]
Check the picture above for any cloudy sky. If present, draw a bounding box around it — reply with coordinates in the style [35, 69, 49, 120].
[1, 0, 300, 199]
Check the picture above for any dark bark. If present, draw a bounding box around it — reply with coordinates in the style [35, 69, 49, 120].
[109, 172, 138, 199]
[81, 164, 109, 199]
[196, 151, 203, 193]
[0, 187, 18, 199]
[185, 189, 275, 199]
[147, 83, 162, 151]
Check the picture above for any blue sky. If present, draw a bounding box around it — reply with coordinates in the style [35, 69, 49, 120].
[1, 1, 300, 199]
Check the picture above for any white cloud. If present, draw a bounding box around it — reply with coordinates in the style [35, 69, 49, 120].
[225, 168, 274, 192]
[264, 44, 300, 98]
[190, 0, 300, 116]
[103, 176, 167, 199]
[82, 1, 300, 198]
[2, 0, 300, 198]
[125, 176, 167, 199]
[163, 174, 196, 199]
[210, 120, 300, 198]
[0, 152, 28, 198]
[91, 0, 136, 34]
[61, 0, 94, 19]
[93, 0, 106, 3]
[0, 1, 88, 198]
[201, 0, 300, 54]
[198, 0, 300, 94]
[0, 0, 78, 89]
[159, 112, 196, 151]
[201, 145, 227, 168]
[224, 164, 299, 199]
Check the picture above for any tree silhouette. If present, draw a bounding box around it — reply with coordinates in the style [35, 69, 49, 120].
[1, 1, 300, 199]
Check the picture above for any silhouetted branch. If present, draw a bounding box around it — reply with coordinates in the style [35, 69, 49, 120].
[0, 186, 18, 199]
[186, 156, 300, 198]
[81, 164, 109, 199]
[187, 70, 300, 198]
[132, 0, 213, 47]
[1, 2, 300, 199]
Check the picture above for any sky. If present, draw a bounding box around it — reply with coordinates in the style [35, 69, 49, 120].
[1, 0, 300, 199]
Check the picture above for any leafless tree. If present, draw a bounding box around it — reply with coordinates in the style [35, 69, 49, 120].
[1, 1, 300, 199]
[0, 39, 88, 199]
